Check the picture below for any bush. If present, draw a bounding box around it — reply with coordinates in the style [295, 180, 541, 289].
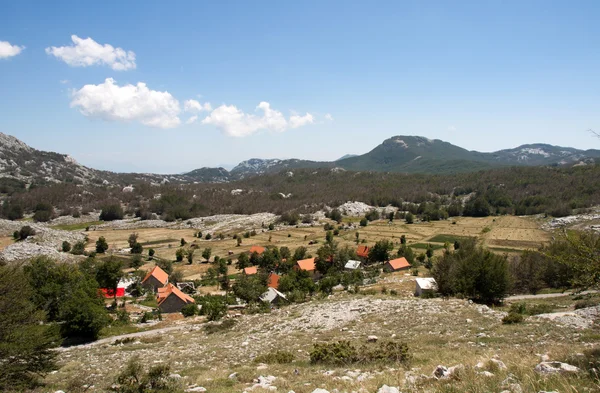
[254, 350, 295, 364]
[16, 225, 36, 240]
[70, 241, 86, 255]
[204, 318, 236, 334]
[502, 312, 524, 324]
[62, 241, 71, 252]
[181, 303, 198, 317]
[112, 355, 178, 393]
[574, 298, 600, 310]
[100, 204, 124, 221]
[309, 340, 410, 365]
[196, 295, 227, 321]
[96, 236, 109, 253]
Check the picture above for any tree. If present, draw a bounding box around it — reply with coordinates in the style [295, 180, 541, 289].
[400, 235, 406, 245]
[33, 202, 54, 222]
[205, 233, 212, 240]
[96, 258, 124, 299]
[236, 252, 250, 270]
[156, 260, 173, 275]
[293, 246, 308, 261]
[329, 208, 343, 223]
[426, 244, 434, 259]
[405, 213, 414, 224]
[176, 248, 185, 262]
[131, 242, 143, 254]
[0, 265, 59, 391]
[279, 246, 291, 260]
[237, 237, 242, 246]
[545, 230, 598, 290]
[232, 274, 267, 303]
[186, 249, 194, 264]
[368, 240, 393, 263]
[325, 230, 334, 244]
[180, 238, 186, 246]
[1, 201, 23, 220]
[355, 232, 360, 244]
[464, 196, 491, 217]
[196, 295, 228, 321]
[100, 204, 124, 221]
[128, 233, 139, 248]
[96, 236, 109, 254]
[359, 218, 368, 227]
[148, 248, 155, 259]
[62, 241, 71, 252]
[202, 247, 212, 262]
[432, 239, 510, 304]
[130, 254, 143, 270]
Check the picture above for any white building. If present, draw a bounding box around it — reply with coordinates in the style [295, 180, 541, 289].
[415, 277, 438, 297]
[344, 260, 361, 270]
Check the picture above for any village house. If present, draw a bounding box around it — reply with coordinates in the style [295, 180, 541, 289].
[157, 283, 196, 313]
[267, 272, 280, 289]
[141, 265, 169, 293]
[249, 245, 266, 255]
[415, 277, 438, 297]
[384, 257, 411, 272]
[294, 257, 316, 273]
[243, 266, 258, 275]
[344, 259, 361, 271]
[357, 245, 370, 259]
[260, 287, 287, 305]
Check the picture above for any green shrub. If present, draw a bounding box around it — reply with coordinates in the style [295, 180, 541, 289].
[204, 319, 236, 334]
[62, 241, 71, 252]
[310, 341, 358, 365]
[181, 303, 198, 317]
[502, 312, 524, 324]
[574, 298, 600, 310]
[254, 350, 295, 364]
[309, 340, 411, 365]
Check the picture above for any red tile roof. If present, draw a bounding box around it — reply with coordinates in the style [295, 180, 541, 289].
[243, 266, 258, 275]
[357, 245, 370, 258]
[296, 257, 316, 271]
[267, 273, 280, 289]
[249, 246, 266, 255]
[142, 265, 169, 286]
[387, 257, 411, 271]
[157, 283, 195, 305]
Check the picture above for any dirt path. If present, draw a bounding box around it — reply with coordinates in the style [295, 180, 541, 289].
[506, 290, 597, 301]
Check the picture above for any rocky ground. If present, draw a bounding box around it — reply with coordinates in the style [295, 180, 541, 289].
[44, 293, 600, 393]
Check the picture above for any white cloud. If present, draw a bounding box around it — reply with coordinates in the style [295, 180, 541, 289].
[289, 113, 314, 128]
[448, 125, 457, 131]
[0, 41, 25, 59]
[325, 113, 334, 121]
[202, 101, 307, 137]
[186, 115, 198, 125]
[70, 78, 181, 128]
[184, 99, 212, 113]
[46, 35, 136, 71]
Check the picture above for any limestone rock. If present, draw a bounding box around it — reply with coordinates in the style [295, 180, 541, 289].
[534, 361, 581, 374]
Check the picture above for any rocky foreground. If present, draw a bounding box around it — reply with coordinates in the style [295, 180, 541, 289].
[44, 294, 600, 393]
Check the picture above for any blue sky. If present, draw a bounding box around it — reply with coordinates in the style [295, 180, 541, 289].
[0, 0, 599, 173]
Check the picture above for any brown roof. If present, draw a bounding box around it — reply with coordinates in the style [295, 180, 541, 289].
[387, 257, 411, 270]
[157, 283, 195, 306]
[296, 257, 316, 271]
[243, 266, 258, 275]
[267, 273, 280, 289]
[142, 265, 169, 285]
[357, 245, 370, 258]
[249, 246, 266, 255]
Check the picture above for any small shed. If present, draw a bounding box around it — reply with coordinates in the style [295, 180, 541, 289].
[415, 277, 438, 297]
[357, 245, 370, 259]
[344, 260, 361, 270]
[243, 266, 258, 275]
[385, 257, 411, 272]
[260, 287, 288, 305]
[157, 283, 195, 313]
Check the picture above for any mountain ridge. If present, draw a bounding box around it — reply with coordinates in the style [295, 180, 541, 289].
[0, 132, 598, 185]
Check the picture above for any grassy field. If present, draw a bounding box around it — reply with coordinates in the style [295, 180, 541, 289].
[72, 215, 553, 281]
[51, 221, 103, 231]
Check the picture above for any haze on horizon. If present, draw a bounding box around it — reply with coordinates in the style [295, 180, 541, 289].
[1, 0, 599, 174]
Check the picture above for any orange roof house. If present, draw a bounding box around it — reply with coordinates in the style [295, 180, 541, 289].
[249, 246, 266, 255]
[385, 257, 411, 272]
[294, 257, 316, 272]
[243, 266, 258, 275]
[157, 283, 195, 313]
[141, 266, 169, 293]
[357, 245, 370, 259]
[267, 273, 280, 289]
